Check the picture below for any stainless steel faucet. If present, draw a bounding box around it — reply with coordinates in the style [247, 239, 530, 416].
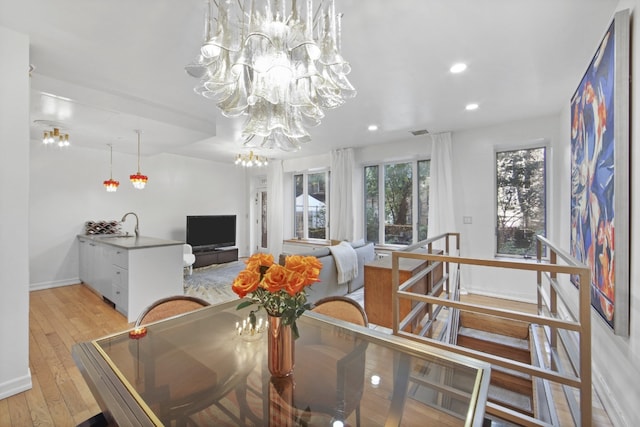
[121, 212, 140, 237]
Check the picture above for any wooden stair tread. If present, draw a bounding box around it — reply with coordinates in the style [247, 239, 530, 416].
[456, 325, 534, 402]
[490, 368, 532, 397]
[460, 312, 529, 339]
[487, 384, 533, 416]
[458, 327, 530, 350]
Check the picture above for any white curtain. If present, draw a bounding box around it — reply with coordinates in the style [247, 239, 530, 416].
[267, 160, 284, 257]
[428, 132, 456, 239]
[329, 148, 354, 242]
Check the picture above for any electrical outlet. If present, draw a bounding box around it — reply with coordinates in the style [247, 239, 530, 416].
[463, 216, 472, 224]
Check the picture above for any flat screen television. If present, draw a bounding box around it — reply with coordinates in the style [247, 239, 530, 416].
[186, 215, 236, 250]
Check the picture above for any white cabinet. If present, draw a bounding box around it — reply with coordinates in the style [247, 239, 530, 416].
[79, 238, 109, 295]
[111, 265, 128, 313]
[78, 237, 91, 283]
[78, 236, 183, 322]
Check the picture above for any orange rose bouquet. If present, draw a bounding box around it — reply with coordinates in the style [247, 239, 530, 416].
[232, 253, 322, 337]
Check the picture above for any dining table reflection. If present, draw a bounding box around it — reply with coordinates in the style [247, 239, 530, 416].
[74, 300, 490, 426]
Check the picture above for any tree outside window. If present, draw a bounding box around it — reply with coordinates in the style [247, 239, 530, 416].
[417, 160, 430, 241]
[384, 163, 413, 244]
[365, 166, 379, 243]
[365, 160, 429, 245]
[496, 147, 546, 257]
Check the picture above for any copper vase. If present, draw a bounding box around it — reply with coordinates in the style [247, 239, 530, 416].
[268, 375, 295, 426]
[267, 315, 294, 377]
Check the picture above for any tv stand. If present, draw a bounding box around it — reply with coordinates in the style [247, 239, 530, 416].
[193, 247, 238, 268]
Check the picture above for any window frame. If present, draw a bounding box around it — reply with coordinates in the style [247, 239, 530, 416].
[363, 158, 430, 247]
[293, 170, 330, 241]
[493, 140, 549, 259]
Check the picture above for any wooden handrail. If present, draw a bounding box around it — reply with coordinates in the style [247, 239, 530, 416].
[390, 233, 592, 426]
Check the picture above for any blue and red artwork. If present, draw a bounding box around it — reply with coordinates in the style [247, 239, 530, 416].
[570, 20, 616, 328]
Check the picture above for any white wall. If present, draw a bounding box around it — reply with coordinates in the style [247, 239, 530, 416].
[29, 145, 250, 289]
[0, 25, 32, 399]
[451, 115, 560, 301]
[550, 2, 640, 425]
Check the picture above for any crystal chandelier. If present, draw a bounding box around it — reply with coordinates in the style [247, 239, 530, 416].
[42, 128, 70, 147]
[186, 0, 356, 152]
[103, 144, 120, 192]
[129, 130, 148, 190]
[235, 151, 269, 167]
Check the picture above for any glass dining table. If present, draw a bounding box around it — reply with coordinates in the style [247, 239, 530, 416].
[73, 299, 490, 426]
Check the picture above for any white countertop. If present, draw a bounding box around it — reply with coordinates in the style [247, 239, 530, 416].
[78, 234, 184, 250]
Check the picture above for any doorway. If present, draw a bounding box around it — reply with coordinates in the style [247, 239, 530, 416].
[255, 189, 268, 252]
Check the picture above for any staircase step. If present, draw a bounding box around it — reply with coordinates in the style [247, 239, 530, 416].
[490, 367, 532, 396]
[458, 327, 530, 350]
[457, 328, 531, 364]
[488, 384, 533, 416]
[460, 312, 529, 339]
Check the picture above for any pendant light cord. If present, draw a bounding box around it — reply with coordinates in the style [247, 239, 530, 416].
[136, 130, 142, 173]
[109, 144, 114, 179]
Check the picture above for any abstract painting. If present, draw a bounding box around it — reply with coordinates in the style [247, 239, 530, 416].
[570, 10, 629, 336]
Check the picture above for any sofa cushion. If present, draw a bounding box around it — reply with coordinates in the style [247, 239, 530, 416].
[279, 241, 375, 302]
[350, 238, 366, 248]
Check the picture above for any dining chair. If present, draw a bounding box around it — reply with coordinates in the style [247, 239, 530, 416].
[131, 296, 258, 427]
[183, 244, 196, 275]
[134, 295, 210, 327]
[293, 296, 369, 427]
[311, 295, 369, 327]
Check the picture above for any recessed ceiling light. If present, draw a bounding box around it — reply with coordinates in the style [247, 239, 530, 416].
[450, 63, 467, 73]
[368, 124, 378, 131]
[465, 103, 479, 111]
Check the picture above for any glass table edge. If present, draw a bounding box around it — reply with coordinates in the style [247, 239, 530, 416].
[90, 340, 163, 426]
[90, 299, 491, 426]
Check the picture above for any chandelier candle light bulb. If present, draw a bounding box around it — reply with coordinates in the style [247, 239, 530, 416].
[187, 0, 356, 152]
[235, 151, 269, 167]
[235, 313, 268, 341]
[42, 127, 70, 147]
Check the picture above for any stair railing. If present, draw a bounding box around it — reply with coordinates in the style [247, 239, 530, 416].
[390, 234, 591, 427]
[391, 232, 460, 339]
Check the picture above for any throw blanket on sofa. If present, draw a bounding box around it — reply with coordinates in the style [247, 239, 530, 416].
[329, 242, 358, 284]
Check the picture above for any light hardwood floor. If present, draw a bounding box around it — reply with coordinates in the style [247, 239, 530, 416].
[1, 284, 129, 426]
[1, 285, 614, 426]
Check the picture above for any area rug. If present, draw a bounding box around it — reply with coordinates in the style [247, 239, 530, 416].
[183, 261, 245, 305]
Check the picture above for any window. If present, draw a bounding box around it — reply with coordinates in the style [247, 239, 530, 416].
[365, 160, 430, 245]
[496, 146, 546, 257]
[294, 172, 329, 239]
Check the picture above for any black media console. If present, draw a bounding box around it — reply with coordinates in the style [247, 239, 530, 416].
[193, 247, 239, 268]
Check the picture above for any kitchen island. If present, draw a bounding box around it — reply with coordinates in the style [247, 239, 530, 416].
[77, 234, 184, 322]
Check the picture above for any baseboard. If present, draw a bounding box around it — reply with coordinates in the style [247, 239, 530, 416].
[30, 278, 79, 291]
[592, 365, 628, 427]
[0, 369, 32, 400]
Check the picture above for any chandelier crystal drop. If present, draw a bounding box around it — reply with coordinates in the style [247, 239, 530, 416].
[129, 130, 148, 190]
[42, 128, 71, 147]
[103, 144, 120, 192]
[186, 0, 356, 152]
[235, 151, 269, 167]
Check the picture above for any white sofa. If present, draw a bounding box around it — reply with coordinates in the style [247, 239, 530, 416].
[279, 240, 375, 304]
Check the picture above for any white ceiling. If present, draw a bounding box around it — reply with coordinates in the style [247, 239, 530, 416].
[0, 0, 620, 162]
